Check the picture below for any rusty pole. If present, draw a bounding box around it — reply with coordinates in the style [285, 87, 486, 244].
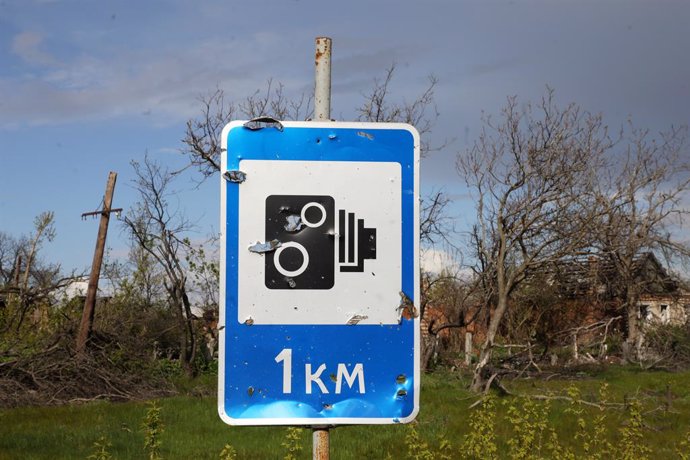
[76, 171, 118, 354]
[312, 36, 332, 460]
[313, 427, 330, 460]
[314, 37, 332, 121]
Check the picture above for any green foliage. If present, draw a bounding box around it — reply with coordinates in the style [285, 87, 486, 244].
[436, 434, 453, 460]
[404, 422, 434, 460]
[2, 369, 690, 459]
[198, 356, 218, 375]
[460, 395, 497, 459]
[676, 428, 690, 460]
[504, 396, 550, 459]
[404, 422, 453, 460]
[219, 443, 237, 460]
[87, 436, 113, 460]
[142, 401, 164, 460]
[184, 241, 220, 333]
[564, 385, 590, 456]
[617, 398, 651, 460]
[590, 383, 614, 459]
[281, 427, 304, 460]
[544, 419, 571, 460]
[156, 358, 183, 379]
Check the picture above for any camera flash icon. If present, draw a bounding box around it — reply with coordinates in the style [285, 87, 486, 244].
[338, 209, 376, 272]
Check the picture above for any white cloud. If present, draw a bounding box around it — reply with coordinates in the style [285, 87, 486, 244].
[11, 31, 58, 67]
[0, 34, 315, 128]
[421, 248, 461, 275]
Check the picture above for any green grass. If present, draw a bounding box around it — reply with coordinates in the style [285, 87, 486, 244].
[1, 367, 689, 459]
[503, 365, 690, 458]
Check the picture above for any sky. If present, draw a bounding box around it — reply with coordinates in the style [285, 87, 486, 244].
[1, 0, 689, 275]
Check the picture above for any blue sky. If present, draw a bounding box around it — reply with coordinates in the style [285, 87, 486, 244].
[1, 0, 689, 274]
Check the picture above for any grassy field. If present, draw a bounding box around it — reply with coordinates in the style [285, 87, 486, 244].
[1, 366, 689, 459]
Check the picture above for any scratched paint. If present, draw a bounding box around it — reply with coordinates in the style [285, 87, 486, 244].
[247, 239, 281, 253]
[223, 170, 246, 183]
[283, 214, 304, 232]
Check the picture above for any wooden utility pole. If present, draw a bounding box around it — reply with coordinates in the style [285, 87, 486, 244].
[76, 171, 122, 354]
[12, 254, 21, 287]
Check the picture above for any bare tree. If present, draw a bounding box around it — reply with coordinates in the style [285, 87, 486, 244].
[181, 80, 313, 179]
[592, 124, 690, 362]
[183, 71, 450, 241]
[186, 238, 219, 313]
[0, 231, 23, 287]
[123, 156, 200, 376]
[122, 241, 166, 311]
[420, 191, 453, 247]
[419, 266, 478, 370]
[356, 64, 442, 157]
[0, 212, 77, 334]
[353, 64, 452, 252]
[182, 64, 442, 177]
[20, 212, 56, 294]
[457, 89, 610, 392]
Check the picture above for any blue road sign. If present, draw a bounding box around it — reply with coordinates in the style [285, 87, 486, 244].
[218, 121, 420, 425]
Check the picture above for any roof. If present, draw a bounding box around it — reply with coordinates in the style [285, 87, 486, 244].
[525, 252, 680, 299]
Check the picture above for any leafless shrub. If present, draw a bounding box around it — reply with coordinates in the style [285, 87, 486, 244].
[0, 332, 174, 408]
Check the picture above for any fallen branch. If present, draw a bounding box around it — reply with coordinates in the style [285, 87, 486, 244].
[523, 393, 609, 409]
[0, 332, 175, 408]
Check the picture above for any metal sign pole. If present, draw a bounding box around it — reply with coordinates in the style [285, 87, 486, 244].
[312, 35, 332, 460]
[314, 37, 332, 122]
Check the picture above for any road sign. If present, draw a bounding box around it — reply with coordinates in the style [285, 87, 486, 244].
[218, 120, 420, 426]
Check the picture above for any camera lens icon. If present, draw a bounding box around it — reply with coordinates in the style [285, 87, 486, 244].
[273, 242, 309, 277]
[300, 202, 327, 228]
